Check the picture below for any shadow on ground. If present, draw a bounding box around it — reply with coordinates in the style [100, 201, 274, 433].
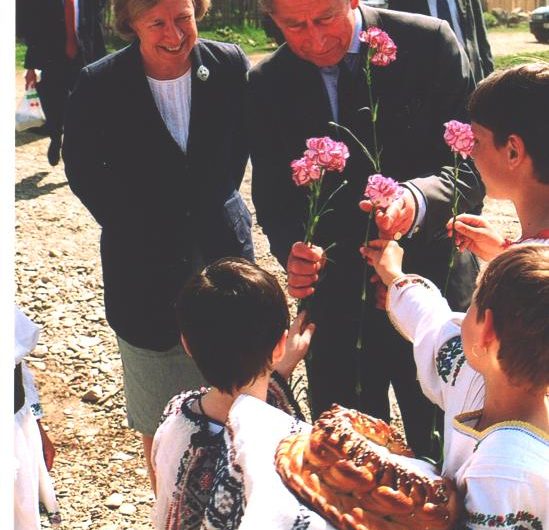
[15, 171, 67, 201]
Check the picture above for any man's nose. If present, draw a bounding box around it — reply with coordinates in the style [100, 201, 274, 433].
[306, 24, 326, 51]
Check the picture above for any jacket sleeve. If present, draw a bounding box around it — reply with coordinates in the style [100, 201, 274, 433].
[62, 67, 121, 228]
[472, 0, 494, 78]
[229, 44, 251, 191]
[406, 20, 485, 242]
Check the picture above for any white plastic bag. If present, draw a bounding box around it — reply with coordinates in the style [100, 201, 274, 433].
[15, 89, 46, 132]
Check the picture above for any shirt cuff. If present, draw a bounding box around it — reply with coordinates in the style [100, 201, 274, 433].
[402, 182, 426, 238]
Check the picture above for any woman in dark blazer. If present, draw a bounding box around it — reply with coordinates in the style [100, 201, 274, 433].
[62, 0, 253, 485]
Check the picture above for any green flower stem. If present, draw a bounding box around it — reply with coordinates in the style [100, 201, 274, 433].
[365, 56, 381, 173]
[443, 153, 459, 297]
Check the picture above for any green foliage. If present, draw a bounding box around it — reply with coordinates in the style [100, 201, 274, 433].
[200, 25, 277, 54]
[483, 12, 499, 28]
[494, 50, 549, 69]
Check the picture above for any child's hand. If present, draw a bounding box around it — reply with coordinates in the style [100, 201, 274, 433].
[37, 420, 55, 471]
[274, 311, 315, 379]
[360, 239, 404, 286]
[446, 214, 505, 261]
[370, 273, 388, 311]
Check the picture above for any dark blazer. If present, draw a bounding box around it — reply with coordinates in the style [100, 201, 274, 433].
[388, 0, 493, 82]
[63, 39, 253, 350]
[250, 6, 484, 314]
[20, 0, 107, 70]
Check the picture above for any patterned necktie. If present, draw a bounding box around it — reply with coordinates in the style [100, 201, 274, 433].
[65, 0, 79, 59]
[436, 0, 455, 31]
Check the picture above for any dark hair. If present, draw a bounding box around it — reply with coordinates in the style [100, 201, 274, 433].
[468, 63, 549, 184]
[114, 0, 210, 40]
[175, 257, 290, 393]
[474, 244, 549, 390]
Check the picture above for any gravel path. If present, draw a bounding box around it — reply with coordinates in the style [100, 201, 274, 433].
[15, 43, 522, 530]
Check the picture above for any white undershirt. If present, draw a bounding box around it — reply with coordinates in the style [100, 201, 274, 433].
[147, 70, 192, 152]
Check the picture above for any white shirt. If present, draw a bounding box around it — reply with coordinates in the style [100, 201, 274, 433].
[147, 70, 192, 152]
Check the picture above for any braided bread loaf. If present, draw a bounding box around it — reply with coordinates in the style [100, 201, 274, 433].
[275, 404, 461, 530]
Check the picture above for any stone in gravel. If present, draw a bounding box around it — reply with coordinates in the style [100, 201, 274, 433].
[104, 493, 124, 508]
[81, 385, 103, 403]
[119, 503, 137, 516]
[29, 360, 46, 371]
[33, 344, 48, 357]
[98, 525, 118, 530]
[110, 451, 133, 462]
[77, 335, 101, 348]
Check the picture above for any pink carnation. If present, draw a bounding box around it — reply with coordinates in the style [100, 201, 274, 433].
[291, 156, 322, 186]
[364, 174, 404, 209]
[305, 136, 349, 173]
[443, 120, 474, 159]
[359, 27, 397, 66]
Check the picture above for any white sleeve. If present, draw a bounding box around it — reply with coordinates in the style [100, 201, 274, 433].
[386, 275, 472, 410]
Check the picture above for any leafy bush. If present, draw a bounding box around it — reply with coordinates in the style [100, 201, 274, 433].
[483, 12, 499, 28]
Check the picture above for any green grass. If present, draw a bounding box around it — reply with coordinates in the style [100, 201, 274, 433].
[16, 25, 275, 71]
[494, 49, 549, 69]
[487, 22, 530, 33]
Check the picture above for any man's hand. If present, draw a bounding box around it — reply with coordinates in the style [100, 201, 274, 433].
[446, 214, 505, 261]
[360, 239, 404, 286]
[359, 188, 416, 239]
[25, 69, 37, 90]
[274, 311, 316, 379]
[287, 241, 326, 298]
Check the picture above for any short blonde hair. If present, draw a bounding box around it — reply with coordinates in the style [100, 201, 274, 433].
[475, 244, 549, 390]
[114, 0, 211, 40]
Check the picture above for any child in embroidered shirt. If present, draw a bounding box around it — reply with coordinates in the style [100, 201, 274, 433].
[361, 242, 549, 529]
[151, 257, 314, 530]
[448, 63, 549, 260]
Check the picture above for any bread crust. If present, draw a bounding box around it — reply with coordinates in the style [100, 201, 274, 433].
[275, 405, 461, 530]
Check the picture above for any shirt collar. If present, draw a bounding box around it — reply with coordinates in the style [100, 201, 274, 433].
[348, 7, 363, 54]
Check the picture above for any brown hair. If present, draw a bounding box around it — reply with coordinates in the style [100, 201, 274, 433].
[114, 0, 211, 40]
[468, 63, 549, 184]
[175, 257, 290, 393]
[474, 244, 549, 389]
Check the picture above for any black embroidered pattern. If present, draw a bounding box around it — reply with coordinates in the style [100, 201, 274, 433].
[436, 336, 465, 385]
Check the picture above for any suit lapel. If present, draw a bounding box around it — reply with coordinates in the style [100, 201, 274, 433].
[278, 47, 333, 146]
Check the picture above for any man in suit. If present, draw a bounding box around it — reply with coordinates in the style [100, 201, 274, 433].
[389, 0, 493, 82]
[19, 0, 107, 165]
[249, 0, 484, 457]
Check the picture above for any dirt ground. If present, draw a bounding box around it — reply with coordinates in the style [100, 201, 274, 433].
[14, 31, 527, 530]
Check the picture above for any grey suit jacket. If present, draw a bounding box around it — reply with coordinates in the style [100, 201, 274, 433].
[388, 0, 494, 82]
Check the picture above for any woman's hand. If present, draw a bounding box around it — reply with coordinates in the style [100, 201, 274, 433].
[25, 69, 37, 90]
[274, 311, 315, 379]
[360, 239, 404, 286]
[446, 214, 505, 261]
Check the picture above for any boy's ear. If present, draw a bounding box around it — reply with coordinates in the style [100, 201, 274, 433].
[506, 134, 526, 168]
[271, 330, 288, 366]
[180, 334, 192, 358]
[480, 308, 498, 351]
